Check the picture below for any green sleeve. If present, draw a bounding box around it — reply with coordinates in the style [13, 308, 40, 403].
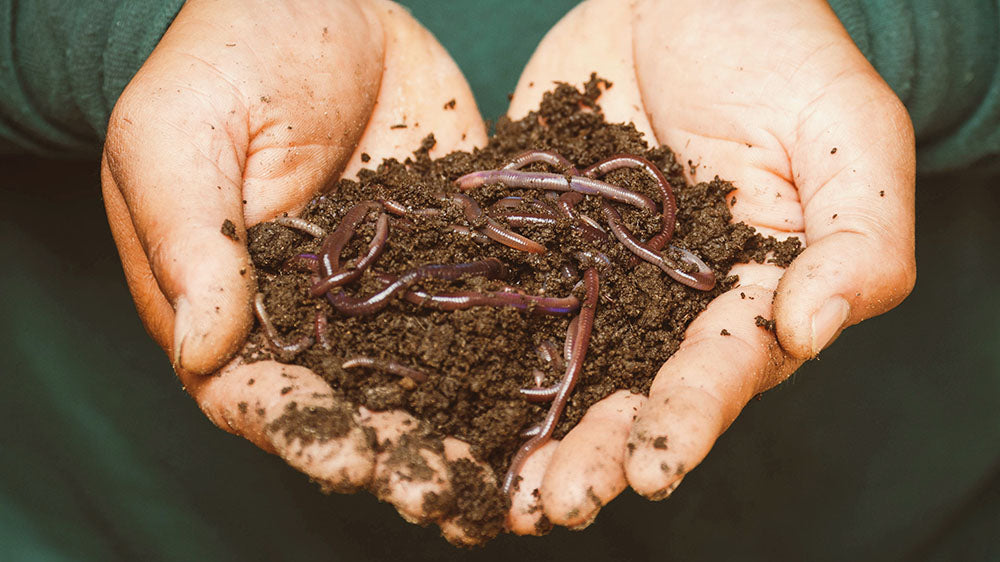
[829, 0, 1000, 173]
[1, 0, 998, 173]
[0, 0, 185, 158]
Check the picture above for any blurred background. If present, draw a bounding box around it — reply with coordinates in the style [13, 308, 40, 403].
[1, 1, 997, 559]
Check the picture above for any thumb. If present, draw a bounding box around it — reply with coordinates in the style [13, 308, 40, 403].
[774, 75, 917, 358]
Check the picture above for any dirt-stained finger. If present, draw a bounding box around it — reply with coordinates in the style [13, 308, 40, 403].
[506, 440, 559, 535]
[195, 360, 377, 492]
[540, 390, 645, 528]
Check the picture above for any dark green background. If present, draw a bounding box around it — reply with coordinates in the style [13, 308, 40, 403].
[1, 1, 997, 559]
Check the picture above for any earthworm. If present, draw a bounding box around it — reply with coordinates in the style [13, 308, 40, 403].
[574, 250, 612, 269]
[273, 216, 327, 238]
[518, 317, 580, 403]
[315, 311, 332, 350]
[252, 293, 313, 357]
[318, 201, 382, 276]
[328, 258, 508, 316]
[602, 201, 715, 290]
[584, 154, 677, 248]
[560, 262, 579, 281]
[283, 253, 320, 273]
[311, 212, 389, 295]
[502, 268, 599, 495]
[497, 211, 559, 228]
[378, 198, 443, 218]
[536, 340, 564, 374]
[520, 424, 542, 438]
[556, 191, 583, 219]
[488, 196, 556, 214]
[502, 149, 578, 174]
[402, 287, 580, 315]
[555, 192, 608, 242]
[342, 357, 429, 384]
[442, 193, 546, 253]
[456, 169, 657, 213]
[446, 224, 491, 243]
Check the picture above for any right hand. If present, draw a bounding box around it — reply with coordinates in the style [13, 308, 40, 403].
[101, 0, 494, 544]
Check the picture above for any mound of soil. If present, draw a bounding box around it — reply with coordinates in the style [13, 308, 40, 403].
[243, 76, 800, 541]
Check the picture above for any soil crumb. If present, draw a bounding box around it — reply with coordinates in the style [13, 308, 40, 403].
[243, 76, 801, 542]
[221, 219, 239, 241]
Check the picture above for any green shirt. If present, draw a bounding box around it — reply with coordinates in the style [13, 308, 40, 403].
[1, 0, 998, 172]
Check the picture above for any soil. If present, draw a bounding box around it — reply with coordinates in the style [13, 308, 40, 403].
[243, 76, 801, 542]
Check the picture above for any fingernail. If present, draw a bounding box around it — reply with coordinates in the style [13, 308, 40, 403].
[810, 296, 850, 355]
[648, 477, 683, 501]
[172, 295, 191, 368]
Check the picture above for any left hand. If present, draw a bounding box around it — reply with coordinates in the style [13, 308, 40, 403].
[503, 0, 916, 532]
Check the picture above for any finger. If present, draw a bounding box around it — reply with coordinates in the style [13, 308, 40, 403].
[508, 0, 655, 140]
[101, 154, 176, 354]
[774, 79, 915, 358]
[361, 409, 454, 524]
[193, 360, 376, 492]
[625, 268, 803, 498]
[506, 440, 559, 535]
[437, 439, 507, 546]
[102, 0, 385, 375]
[540, 390, 645, 528]
[341, 0, 487, 179]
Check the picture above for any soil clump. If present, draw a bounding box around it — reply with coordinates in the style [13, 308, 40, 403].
[244, 76, 800, 541]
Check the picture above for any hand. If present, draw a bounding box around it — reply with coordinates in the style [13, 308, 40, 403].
[503, 0, 916, 532]
[101, 0, 494, 544]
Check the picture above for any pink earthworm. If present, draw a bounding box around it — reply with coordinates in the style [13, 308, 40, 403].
[342, 357, 429, 384]
[519, 317, 579, 403]
[574, 250, 612, 270]
[488, 196, 557, 214]
[584, 154, 677, 249]
[446, 224, 491, 243]
[496, 211, 559, 228]
[318, 201, 382, 276]
[442, 193, 546, 253]
[502, 268, 599, 495]
[601, 201, 715, 290]
[283, 253, 321, 273]
[315, 311, 332, 350]
[378, 198, 443, 218]
[502, 149, 578, 174]
[403, 287, 579, 315]
[311, 212, 389, 295]
[536, 340, 564, 374]
[372, 273, 580, 315]
[252, 293, 313, 357]
[328, 258, 508, 316]
[555, 192, 609, 242]
[273, 216, 327, 238]
[456, 169, 657, 213]
[560, 262, 579, 281]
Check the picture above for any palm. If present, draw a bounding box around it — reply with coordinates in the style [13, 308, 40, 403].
[504, 0, 915, 532]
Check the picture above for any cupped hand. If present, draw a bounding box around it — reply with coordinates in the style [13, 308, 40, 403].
[101, 0, 494, 544]
[504, 0, 915, 532]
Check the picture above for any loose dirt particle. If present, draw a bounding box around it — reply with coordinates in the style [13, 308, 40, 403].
[221, 219, 239, 241]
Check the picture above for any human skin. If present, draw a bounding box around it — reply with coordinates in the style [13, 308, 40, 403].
[503, 0, 916, 532]
[100, 0, 493, 545]
[102, 0, 916, 542]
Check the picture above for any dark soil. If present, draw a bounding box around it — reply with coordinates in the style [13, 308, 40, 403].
[244, 76, 800, 541]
